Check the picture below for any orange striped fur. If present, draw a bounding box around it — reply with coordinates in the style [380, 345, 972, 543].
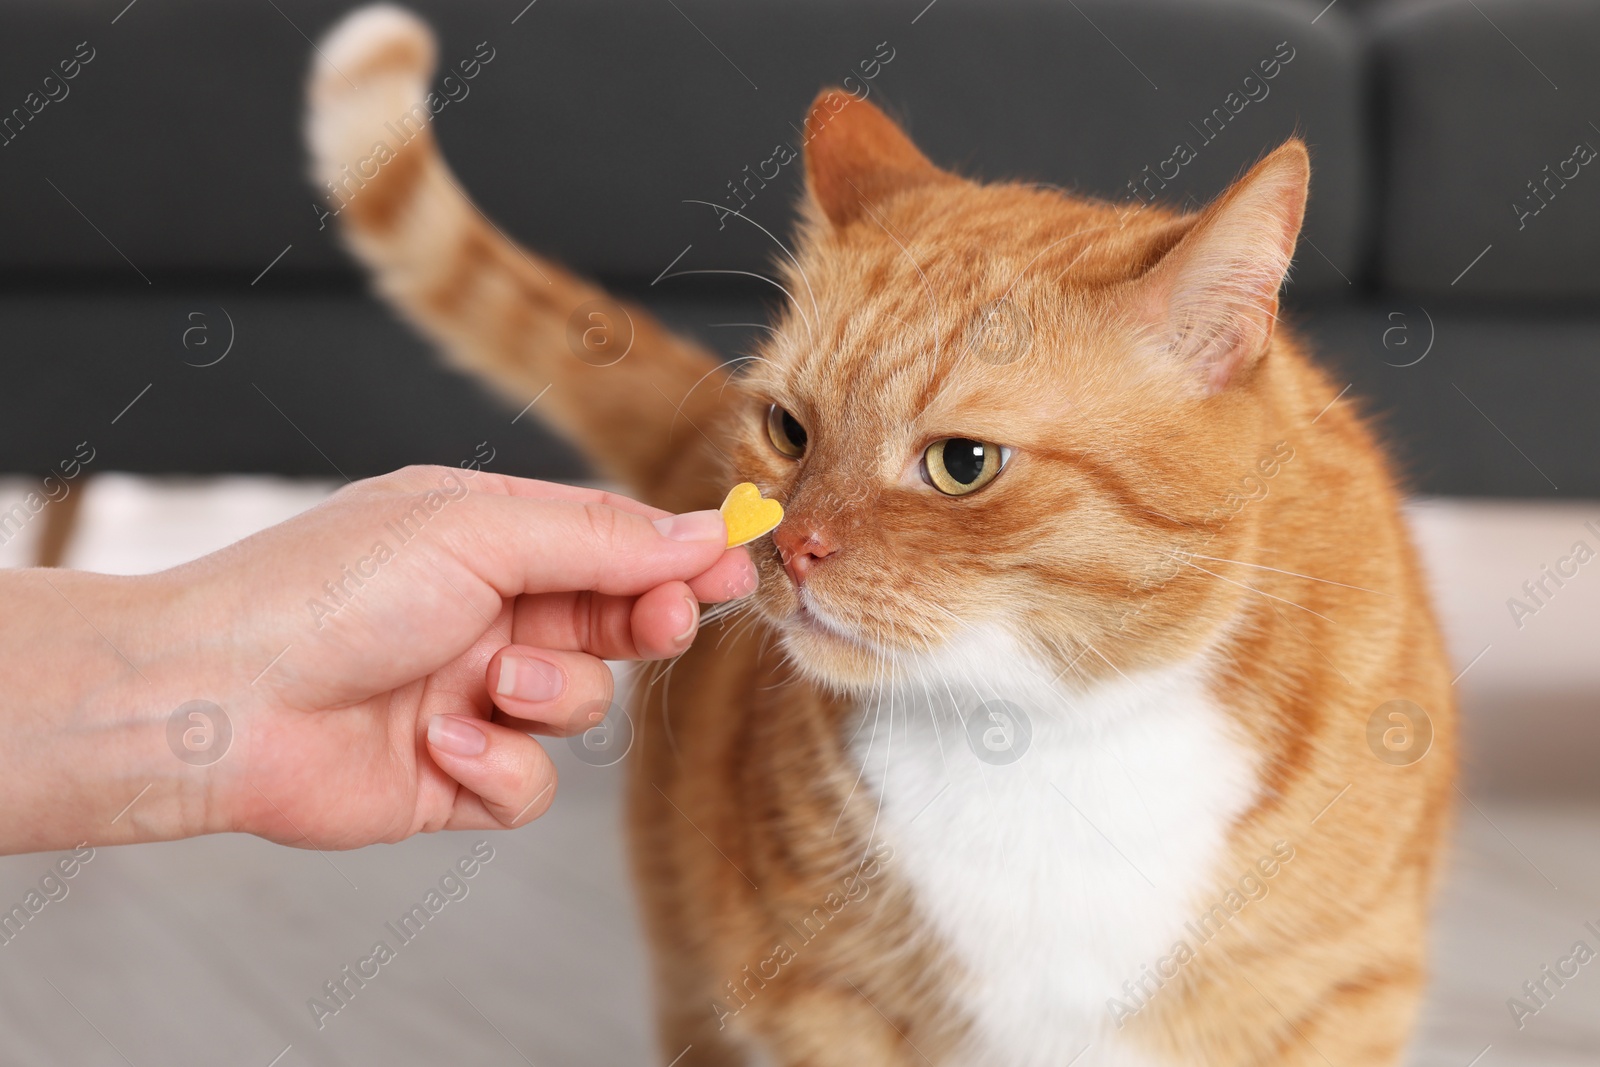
[308, 8, 1455, 1065]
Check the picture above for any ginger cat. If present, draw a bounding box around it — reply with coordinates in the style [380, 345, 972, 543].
[308, 8, 1456, 1065]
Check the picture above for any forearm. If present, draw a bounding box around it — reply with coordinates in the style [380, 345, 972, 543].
[0, 569, 222, 855]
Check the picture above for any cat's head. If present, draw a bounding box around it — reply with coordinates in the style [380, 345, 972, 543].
[727, 90, 1309, 692]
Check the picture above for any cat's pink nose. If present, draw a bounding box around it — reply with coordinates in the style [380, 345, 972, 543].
[773, 526, 838, 586]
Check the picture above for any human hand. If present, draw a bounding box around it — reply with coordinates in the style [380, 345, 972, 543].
[1, 467, 754, 855]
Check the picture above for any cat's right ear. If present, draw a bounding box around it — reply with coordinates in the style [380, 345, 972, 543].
[802, 89, 953, 228]
[1132, 140, 1310, 394]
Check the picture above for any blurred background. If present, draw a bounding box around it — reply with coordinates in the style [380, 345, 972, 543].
[1, 0, 1597, 1063]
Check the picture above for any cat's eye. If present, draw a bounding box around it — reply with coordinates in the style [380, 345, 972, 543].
[923, 438, 1008, 496]
[766, 404, 807, 458]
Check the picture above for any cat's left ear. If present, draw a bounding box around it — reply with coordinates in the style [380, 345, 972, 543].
[1134, 140, 1310, 394]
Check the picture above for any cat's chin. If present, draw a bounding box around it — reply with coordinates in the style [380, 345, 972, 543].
[775, 620, 894, 690]
[767, 599, 901, 690]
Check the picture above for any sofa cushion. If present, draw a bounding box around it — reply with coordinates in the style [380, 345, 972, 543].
[1296, 298, 1600, 497]
[1371, 0, 1600, 299]
[0, 285, 766, 481]
[0, 0, 1367, 294]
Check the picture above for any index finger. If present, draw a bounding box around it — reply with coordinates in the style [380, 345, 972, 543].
[441, 493, 731, 599]
[454, 471, 674, 519]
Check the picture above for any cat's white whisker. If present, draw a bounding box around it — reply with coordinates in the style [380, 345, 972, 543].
[705, 603, 747, 642]
[1264, 599, 1356, 687]
[1049, 239, 1103, 286]
[671, 356, 755, 426]
[640, 655, 673, 692]
[1180, 552, 1397, 598]
[718, 608, 765, 652]
[658, 268, 814, 341]
[681, 200, 822, 330]
[856, 652, 898, 868]
[653, 655, 682, 760]
[912, 657, 954, 782]
[719, 355, 780, 400]
[954, 663, 1016, 878]
[1047, 640, 1096, 692]
[1081, 639, 1133, 685]
[845, 652, 882, 749]
[1175, 557, 1335, 622]
[700, 595, 751, 627]
[707, 322, 779, 335]
[833, 695, 880, 840]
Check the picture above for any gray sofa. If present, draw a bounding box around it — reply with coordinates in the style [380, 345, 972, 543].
[2, 0, 1595, 497]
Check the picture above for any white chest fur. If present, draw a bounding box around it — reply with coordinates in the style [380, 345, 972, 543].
[848, 632, 1259, 1067]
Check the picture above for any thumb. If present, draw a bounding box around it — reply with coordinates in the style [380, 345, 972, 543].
[449, 494, 731, 599]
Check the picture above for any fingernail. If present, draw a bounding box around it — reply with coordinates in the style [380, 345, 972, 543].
[428, 715, 488, 757]
[496, 654, 564, 702]
[653, 509, 726, 543]
[673, 596, 700, 644]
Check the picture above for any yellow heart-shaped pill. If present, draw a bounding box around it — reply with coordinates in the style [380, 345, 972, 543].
[719, 482, 784, 549]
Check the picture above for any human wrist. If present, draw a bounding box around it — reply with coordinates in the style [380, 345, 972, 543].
[0, 569, 231, 853]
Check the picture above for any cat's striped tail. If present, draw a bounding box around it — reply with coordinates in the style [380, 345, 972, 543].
[305, 5, 726, 510]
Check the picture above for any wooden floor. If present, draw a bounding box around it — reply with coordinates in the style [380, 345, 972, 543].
[0, 476, 1595, 1065]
